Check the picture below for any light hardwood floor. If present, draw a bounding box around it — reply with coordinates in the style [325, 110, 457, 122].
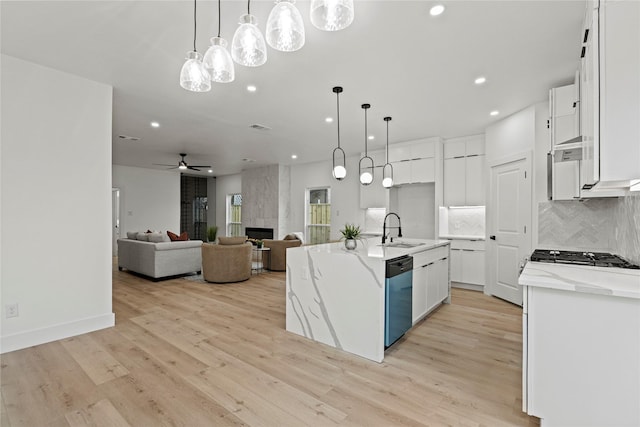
[1, 265, 539, 426]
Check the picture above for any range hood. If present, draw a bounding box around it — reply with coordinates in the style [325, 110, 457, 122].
[553, 135, 584, 162]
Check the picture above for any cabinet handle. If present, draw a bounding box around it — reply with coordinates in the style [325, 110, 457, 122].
[490, 235, 496, 240]
[466, 154, 479, 158]
[462, 249, 474, 252]
[580, 46, 586, 58]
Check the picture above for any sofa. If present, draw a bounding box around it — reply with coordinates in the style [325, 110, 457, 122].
[202, 236, 252, 283]
[118, 237, 203, 280]
[263, 236, 302, 271]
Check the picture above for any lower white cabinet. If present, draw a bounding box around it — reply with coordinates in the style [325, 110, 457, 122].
[412, 246, 450, 323]
[449, 240, 485, 286]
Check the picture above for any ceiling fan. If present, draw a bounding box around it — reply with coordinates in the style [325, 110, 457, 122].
[154, 153, 211, 172]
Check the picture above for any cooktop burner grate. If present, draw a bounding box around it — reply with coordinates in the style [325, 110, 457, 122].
[530, 249, 640, 269]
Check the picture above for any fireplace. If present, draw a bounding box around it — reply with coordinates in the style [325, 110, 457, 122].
[245, 227, 274, 241]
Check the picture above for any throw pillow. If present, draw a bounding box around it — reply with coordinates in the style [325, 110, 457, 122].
[148, 232, 164, 243]
[178, 231, 189, 241]
[168, 231, 189, 241]
[127, 231, 138, 239]
[167, 231, 179, 241]
[218, 236, 247, 245]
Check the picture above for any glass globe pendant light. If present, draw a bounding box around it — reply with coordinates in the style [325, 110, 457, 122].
[382, 116, 394, 188]
[203, 0, 235, 83]
[310, 0, 354, 32]
[180, 0, 211, 92]
[359, 104, 374, 186]
[331, 86, 347, 180]
[231, 0, 267, 67]
[266, 0, 305, 52]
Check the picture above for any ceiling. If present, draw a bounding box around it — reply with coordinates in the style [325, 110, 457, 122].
[1, 1, 585, 177]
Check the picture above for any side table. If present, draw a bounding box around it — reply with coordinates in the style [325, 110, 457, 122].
[252, 247, 271, 274]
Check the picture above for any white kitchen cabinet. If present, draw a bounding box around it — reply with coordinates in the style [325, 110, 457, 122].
[411, 157, 435, 183]
[580, 0, 640, 190]
[443, 136, 485, 206]
[387, 138, 439, 186]
[391, 160, 412, 185]
[449, 239, 485, 287]
[412, 245, 450, 324]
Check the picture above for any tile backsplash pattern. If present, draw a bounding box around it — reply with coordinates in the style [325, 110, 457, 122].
[439, 206, 486, 237]
[614, 194, 640, 264]
[364, 208, 386, 233]
[538, 194, 640, 264]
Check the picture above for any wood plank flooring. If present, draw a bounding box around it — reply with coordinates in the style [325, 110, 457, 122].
[1, 265, 539, 426]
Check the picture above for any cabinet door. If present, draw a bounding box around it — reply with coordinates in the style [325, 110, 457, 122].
[412, 265, 428, 323]
[426, 258, 449, 312]
[552, 160, 580, 200]
[444, 141, 465, 159]
[389, 145, 412, 162]
[435, 257, 450, 302]
[411, 157, 435, 183]
[461, 250, 485, 286]
[392, 160, 411, 185]
[465, 155, 485, 205]
[449, 248, 462, 283]
[465, 137, 485, 156]
[444, 157, 466, 206]
[411, 140, 435, 159]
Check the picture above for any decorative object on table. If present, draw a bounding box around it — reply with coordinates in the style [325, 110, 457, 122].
[248, 237, 264, 248]
[340, 223, 361, 250]
[206, 225, 218, 243]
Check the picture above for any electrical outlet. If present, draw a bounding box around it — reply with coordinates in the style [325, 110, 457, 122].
[5, 303, 19, 318]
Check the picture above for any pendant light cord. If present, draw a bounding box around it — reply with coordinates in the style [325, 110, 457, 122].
[364, 108, 368, 155]
[193, 0, 197, 52]
[386, 120, 389, 163]
[336, 92, 341, 149]
[248, 0, 251, 15]
[217, 0, 221, 38]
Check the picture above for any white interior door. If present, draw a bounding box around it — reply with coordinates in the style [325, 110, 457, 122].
[488, 156, 531, 306]
[112, 188, 120, 257]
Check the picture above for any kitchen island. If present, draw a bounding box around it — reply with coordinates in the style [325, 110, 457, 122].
[285, 238, 451, 362]
[519, 262, 640, 426]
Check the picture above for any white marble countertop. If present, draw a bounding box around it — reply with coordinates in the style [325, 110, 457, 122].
[300, 237, 450, 260]
[519, 261, 640, 299]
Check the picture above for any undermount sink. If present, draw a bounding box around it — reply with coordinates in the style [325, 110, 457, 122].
[380, 242, 422, 248]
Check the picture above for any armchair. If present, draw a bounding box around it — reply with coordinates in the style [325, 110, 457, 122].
[263, 237, 302, 271]
[201, 241, 252, 283]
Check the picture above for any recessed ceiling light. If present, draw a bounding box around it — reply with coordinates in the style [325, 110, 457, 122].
[150, 121, 160, 128]
[490, 110, 500, 116]
[291, 154, 298, 159]
[208, 169, 213, 173]
[325, 117, 333, 123]
[474, 76, 486, 85]
[430, 4, 445, 16]
[368, 135, 375, 140]
[247, 85, 257, 92]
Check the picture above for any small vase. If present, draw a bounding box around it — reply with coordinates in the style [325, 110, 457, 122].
[344, 239, 357, 250]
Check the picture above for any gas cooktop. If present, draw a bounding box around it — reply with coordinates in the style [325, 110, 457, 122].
[530, 249, 640, 269]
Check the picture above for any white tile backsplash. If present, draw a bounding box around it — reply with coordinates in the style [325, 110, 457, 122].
[364, 208, 386, 233]
[439, 206, 485, 238]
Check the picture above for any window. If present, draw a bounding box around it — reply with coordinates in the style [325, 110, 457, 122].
[305, 187, 331, 244]
[227, 193, 242, 236]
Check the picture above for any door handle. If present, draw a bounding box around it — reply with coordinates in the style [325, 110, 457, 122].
[490, 235, 496, 240]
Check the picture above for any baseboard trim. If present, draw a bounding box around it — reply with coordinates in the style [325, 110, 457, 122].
[451, 282, 484, 292]
[0, 312, 115, 354]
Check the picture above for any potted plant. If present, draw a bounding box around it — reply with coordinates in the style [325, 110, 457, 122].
[340, 223, 361, 250]
[206, 225, 218, 243]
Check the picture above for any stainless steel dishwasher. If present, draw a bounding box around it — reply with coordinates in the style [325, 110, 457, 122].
[385, 255, 413, 347]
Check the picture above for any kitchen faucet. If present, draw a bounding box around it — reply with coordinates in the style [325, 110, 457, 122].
[382, 212, 402, 244]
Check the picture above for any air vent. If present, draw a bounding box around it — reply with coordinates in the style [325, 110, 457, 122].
[249, 124, 271, 131]
[118, 135, 140, 141]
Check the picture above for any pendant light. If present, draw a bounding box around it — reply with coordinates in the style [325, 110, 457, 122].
[231, 0, 267, 67]
[359, 104, 374, 185]
[266, 0, 305, 52]
[331, 86, 347, 180]
[310, 0, 354, 32]
[203, 0, 235, 83]
[180, 0, 211, 92]
[382, 116, 394, 188]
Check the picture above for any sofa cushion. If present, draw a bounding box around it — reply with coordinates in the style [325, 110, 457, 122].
[127, 231, 139, 239]
[283, 234, 298, 240]
[218, 236, 247, 245]
[136, 232, 149, 241]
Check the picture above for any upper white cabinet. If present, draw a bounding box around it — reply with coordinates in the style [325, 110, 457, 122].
[389, 137, 440, 186]
[581, 0, 640, 190]
[443, 136, 486, 206]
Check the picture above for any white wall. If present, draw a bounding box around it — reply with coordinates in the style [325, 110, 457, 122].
[1, 55, 114, 353]
[290, 156, 363, 241]
[485, 105, 536, 165]
[215, 173, 242, 237]
[112, 165, 180, 235]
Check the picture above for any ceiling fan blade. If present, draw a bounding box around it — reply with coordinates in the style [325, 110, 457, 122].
[152, 163, 178, 167]
[188, 165, 211, 168]
[187, 167, 201, 171]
